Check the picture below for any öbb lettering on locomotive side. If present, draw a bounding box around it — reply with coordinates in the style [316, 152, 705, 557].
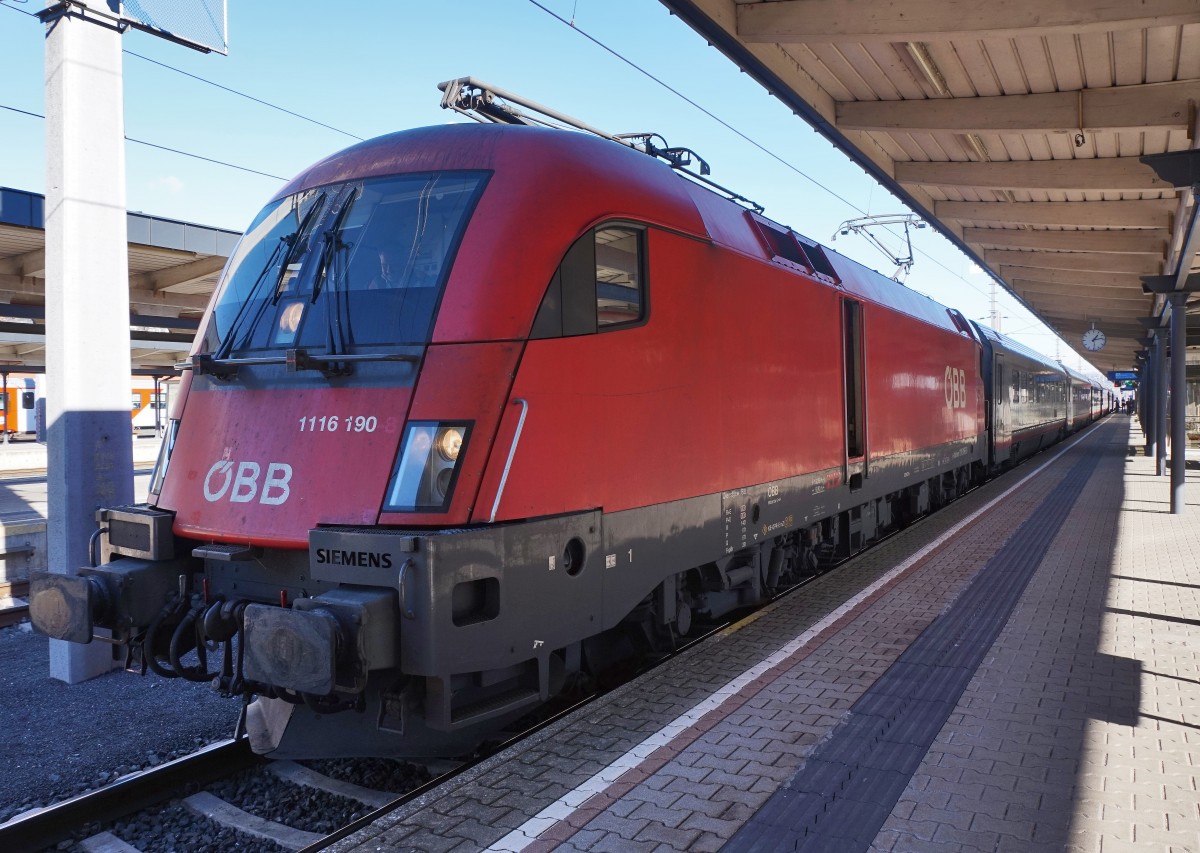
[944, 365, 968, 409]
[26, 79, 1117, 760]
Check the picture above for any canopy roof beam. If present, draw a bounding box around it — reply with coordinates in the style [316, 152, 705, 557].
[897, 157, 1180, 192]
[838, 81, 1200, 134]
[996, 266, 1148, 288]
[936, 199, 1174, 229]
[985, 249, 1162, 275]
[737, 0, 1200, 44]
[964, 228, 1164, 255]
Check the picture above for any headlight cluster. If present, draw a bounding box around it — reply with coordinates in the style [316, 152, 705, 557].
[384, 422, 470, 512]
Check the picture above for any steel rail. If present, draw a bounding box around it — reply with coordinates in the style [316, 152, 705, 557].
[0, 738, 257, 852]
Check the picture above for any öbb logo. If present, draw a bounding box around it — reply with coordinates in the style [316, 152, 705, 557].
[203, 460, 293, 505]
[944, 366, 967, 409]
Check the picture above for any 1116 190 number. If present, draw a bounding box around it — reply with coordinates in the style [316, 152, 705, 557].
[299, 415, 378, 433]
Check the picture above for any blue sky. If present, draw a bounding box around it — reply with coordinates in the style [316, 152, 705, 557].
[0, 0, 1102, 376]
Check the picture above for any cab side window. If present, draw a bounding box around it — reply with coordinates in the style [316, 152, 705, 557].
[595, 227, 642, 327]
[532, 224, 646, 338]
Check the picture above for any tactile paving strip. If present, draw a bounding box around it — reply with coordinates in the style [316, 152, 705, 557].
[724, 449, 1099, 851]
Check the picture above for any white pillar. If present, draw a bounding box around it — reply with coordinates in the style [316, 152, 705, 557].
[45, 3, 134, 682]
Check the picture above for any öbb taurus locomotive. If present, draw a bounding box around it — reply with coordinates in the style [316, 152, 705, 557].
[31, 83, 1108, 758]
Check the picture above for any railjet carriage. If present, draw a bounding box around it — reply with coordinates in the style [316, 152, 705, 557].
[30, 80, 1106, 758]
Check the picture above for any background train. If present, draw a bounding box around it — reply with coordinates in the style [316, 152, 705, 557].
[0, 375, 176, 436]
[31, 103, 1114, 759]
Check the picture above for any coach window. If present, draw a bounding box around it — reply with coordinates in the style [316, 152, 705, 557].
[531, 224, 646, 338]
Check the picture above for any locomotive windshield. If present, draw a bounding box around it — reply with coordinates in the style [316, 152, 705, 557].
[201, 171, 487, 356]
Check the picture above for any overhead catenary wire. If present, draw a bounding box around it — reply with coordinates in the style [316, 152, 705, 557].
[6, 0, 986, 302]
[9, 0, 1040, 331]
[0, 102, 288, 181]
[1, 0, 363, 144]
[123, 50, 364, 142]
[524, 0, 998, 304]
[531, 1, 1102, 374]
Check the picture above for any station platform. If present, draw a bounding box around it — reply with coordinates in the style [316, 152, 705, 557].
[327, 415, 1200, 853]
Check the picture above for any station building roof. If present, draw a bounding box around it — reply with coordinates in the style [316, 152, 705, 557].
[662, 0, 1200, 373]
[0, 186, 239, 375]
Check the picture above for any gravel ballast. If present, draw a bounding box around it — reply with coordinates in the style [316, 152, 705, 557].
[0, 622, 238, 824]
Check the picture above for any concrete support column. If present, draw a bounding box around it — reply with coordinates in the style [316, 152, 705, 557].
[1143, 340, 1158, 458]
[44, 4, 134, 682]
[1169, 294, 1188, 514]
[1156, 327, 1169, 477]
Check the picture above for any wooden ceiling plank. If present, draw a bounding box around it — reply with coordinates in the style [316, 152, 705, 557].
[829, 42, 902, 99]
[784, 44, 857, 102]
[986, 248, 1161, 273]
[735, 0, 1200, 44]
[964, 228, 1165, 254]
[924, 41, 978, 97]
[1044, 33, 1085, 92]
[979, 37, 1028, 95]
[949, 39, 1003, 96]
[1044, 132, 1078, 160]
[1078, 31, 1115, 89]
[1112, 29, 1147, 86]
[1010, 34, 1057, 94]
[1181, 23, 1200, 79]
[836, 80, 1199, 133]
[860, 42, 927, 99]
[896, 156, 1179, 191]
[808, 43, 877, 100]
[1144, 26, 1182, 83]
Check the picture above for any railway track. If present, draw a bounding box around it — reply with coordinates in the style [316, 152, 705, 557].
[0, 504, 912, 853]
[0, 580, 29, 627]
[0, 606, 749, 853]
[0, 738, 448, 853]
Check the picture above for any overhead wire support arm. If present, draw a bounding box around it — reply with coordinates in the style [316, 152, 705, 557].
[36, 0, 214, 53]
[437, 76, 763, 212]
[831, 213, 926, 282]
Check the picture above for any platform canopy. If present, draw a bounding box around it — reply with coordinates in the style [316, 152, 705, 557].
[662, 0, 1200, 373]
[0, 187, 237, 374]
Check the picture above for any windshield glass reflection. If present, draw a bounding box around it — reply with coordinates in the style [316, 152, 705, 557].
[202, 171, 487, 356]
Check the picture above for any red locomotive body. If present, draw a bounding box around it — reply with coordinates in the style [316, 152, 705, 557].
[30, 109, 1091, 758]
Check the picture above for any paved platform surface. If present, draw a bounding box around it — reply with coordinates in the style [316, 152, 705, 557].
[0, 439, 158, 590]
[328, 415, 1200, 853]
[0, 437, 159, 520]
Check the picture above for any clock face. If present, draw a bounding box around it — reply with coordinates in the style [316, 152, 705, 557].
[1083, 328, 1106, 351]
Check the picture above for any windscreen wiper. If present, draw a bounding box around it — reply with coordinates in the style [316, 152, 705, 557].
[208, 192, 327, 368]
[184, 349, 421, 375]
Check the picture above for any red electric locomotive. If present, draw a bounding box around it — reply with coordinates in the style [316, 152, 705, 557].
[31, 80, 1093, 758]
